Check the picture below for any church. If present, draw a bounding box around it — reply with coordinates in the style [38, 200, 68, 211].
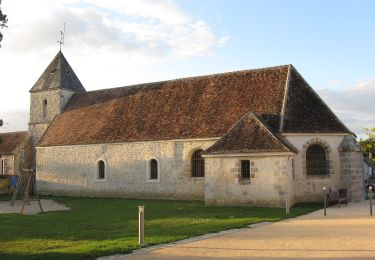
[0, 51, 365, 207]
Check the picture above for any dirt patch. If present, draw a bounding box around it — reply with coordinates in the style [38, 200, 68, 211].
[0, 199, 70, 214]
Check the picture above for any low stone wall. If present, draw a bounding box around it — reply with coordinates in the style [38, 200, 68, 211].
[204, 155, 293, 207]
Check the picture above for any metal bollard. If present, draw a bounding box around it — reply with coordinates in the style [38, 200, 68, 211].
[323, 186, 327, 216]
[285, 194, 290, 214]
[369, 187, 373, 216]
[139, 206, 145, 246]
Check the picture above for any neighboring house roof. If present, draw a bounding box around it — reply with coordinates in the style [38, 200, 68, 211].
[38, 64, 350, 147]
[30, 51, 86, 93]
[205, 112, 297, 154]
[0, 131, 28, 155]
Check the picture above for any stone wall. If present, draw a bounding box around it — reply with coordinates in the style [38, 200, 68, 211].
[339, 135, 365, 201]
[284, 135, 346, 202]
[29, 89, 75, 146]
[36, 139, 217, 200]
[204, 155, 293, 207]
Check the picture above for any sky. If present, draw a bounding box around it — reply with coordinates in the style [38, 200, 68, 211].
[0, 0, 374, 138]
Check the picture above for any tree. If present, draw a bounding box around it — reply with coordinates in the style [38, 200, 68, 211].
[359, 127, 375, 164]
[0, 2, 8, 47]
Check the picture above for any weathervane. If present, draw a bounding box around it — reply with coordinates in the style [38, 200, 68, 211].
[57, 23, 66, 51]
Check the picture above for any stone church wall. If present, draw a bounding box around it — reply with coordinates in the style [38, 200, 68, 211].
[29, 89, 75, 146]
[285, 134, 347, 202]
[204, 155, 294, 207]
[36, 139, 217, 200]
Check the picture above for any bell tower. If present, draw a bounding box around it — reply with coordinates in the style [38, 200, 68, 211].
[28, 51, 86, 146]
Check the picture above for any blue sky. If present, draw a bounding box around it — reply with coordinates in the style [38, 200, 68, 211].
[0, 0, 374, 137]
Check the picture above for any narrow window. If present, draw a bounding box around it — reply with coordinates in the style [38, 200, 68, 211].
[97, 160, 105, 180]
[192, 149, 204, 177]
[241, 160, 250, 179]
[150, 159, 158, 180]
[42, 99, 48, 120]
[1, 159, 5, 175]
[306, 144, 327, 175]
[292, 159, 295, 180]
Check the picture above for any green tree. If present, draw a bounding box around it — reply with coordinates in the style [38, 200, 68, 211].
[0, 2, 8, 47]
[359, 127, 375, 164]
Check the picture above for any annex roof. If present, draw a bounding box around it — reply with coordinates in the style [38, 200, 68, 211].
[0, 131, 29, 155]
[30, 51, 86, 93]
[205, 112, 297, 154]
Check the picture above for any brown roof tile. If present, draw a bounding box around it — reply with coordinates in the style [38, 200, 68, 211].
[0, 131, 29, 154]
[205, 112, 297, 154]
[282, 67, 350, 133]
[38, 65, 290, 146]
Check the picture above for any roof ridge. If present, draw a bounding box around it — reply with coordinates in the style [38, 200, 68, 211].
[82, 64, 291, 95]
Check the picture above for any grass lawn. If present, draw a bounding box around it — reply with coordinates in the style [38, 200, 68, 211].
[0, 196, 321, 259]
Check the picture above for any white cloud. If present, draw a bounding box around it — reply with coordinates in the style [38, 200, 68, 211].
[3, 0, 228, 60]
[0, 0, 228, 132]
[317, 79, 375, 138]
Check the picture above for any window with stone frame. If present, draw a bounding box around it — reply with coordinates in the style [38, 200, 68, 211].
[150, 159, 158, 180]
[306, 144, 327, 175]
[191, 149, 205, 177]
[241, 160, 251, 179]
[97, 160, 106, 180]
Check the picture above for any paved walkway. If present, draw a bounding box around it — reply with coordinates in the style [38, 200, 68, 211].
[103, 201, 375, 260]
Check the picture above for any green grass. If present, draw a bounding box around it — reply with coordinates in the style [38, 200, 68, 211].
[0, 196, 322, 259]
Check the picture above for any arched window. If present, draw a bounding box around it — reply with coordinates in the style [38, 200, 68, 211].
[306, 144, 327, 175]
[192, 149, 205, 177]
[97, 160, 106, 180]
[150, 159, 158, 180]
[42, 99, 48, 120]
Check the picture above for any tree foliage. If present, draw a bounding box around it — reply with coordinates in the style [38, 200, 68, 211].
[359, 127, 375, 164]
[0, 3, 8, 47]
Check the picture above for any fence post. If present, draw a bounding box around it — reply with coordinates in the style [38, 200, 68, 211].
[323, 186, 327, 216]
[139, 206, 145, 246]
[285, 194, 290, 214]
[369, 187, 373, 216]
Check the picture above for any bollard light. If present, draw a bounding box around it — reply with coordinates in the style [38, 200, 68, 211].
[323, 186, 327, 216]
[369, 186, 373, 216]
[139, 206, 145, 246]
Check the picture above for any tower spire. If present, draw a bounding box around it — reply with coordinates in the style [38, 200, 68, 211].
[57, 23, 65, 51]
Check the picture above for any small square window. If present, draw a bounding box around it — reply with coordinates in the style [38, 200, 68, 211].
[241, 160, 250, 179]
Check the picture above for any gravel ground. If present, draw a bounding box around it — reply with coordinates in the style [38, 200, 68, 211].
[0, 199, 70, 214]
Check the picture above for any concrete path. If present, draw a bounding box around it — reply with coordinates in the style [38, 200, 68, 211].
[103, 201, 375, 260]
[0, 199, 70, 214]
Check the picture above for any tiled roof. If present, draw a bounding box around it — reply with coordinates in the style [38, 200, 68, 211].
[205, 113, 297, 154]
[282, 67, 350, 133]
[30, 51, 86, 93]
[37, 63, 351, 148]
[38, 65, 290, 146]
[0, 131, 29, 154]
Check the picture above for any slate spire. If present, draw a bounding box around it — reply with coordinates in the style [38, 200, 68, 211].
[30, 51, 86, 93]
